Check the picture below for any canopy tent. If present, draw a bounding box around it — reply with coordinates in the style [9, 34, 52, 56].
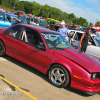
[92, 25, 100, 31]
[47, 18, 61, 23]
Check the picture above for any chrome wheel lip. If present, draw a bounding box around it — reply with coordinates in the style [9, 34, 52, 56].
[51, 68, 65, 85]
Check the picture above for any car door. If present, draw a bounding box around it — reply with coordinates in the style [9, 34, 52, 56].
[71, 32, 82, 50]
[86, 36, 100, 59]
[13, 26, 47, 70]
[4, 25, 22, 56]
[86, 45, 100, 59]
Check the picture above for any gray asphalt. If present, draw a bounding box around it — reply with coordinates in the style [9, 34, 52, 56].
[0, 55, 100, 100]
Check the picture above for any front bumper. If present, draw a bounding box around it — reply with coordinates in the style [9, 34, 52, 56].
[70, 80, 100, 95]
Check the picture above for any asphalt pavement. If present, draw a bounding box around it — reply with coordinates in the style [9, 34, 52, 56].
[0, 55, 100, 100]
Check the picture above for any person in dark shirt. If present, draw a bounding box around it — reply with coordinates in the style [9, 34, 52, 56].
[80, 28, 91, 52]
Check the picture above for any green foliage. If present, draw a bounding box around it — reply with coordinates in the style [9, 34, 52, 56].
[95, 21, 100, 26]
[19, 1, 33, 14]
[89, 22, 93, 26]
[15, 2, 24, 11]
[1, 0, 19, 8]
[32, 2, 42, 16]
[1, 0, 9, 8]
[0, 0, 3, 5]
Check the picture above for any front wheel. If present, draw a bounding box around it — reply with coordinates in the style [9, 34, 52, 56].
[48, 64, 70, 88]
[0, 40, 5, 57]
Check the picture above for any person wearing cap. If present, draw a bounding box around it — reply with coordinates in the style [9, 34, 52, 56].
[15, 11, 24, 24]
[57, 21, 69, 41]
[80, 28, 91, 53]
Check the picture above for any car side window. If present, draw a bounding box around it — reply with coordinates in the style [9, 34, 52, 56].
[4, 25, 22, 39]
[34, 19, 39, 24]
[0, 14, 3, 20]
[5, 15, 11, 22]
[74, 32, 82, 41]
[69, 31, 75, 38]
[20, 27, 44, 47]
[89, 37, 96, 46]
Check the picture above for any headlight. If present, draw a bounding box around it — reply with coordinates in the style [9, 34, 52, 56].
[90, 73, 100, 79]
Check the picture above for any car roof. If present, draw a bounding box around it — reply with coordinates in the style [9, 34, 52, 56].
[90, 34, 98, 37]
[0, 12, 18, 17]
[18, 24, 57, 33]
[69, 29, 85, 33]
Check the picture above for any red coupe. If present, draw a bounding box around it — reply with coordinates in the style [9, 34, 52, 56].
[0, 24, 100, 95]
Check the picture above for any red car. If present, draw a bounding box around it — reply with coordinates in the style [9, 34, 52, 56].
[0, 24, 100, 95]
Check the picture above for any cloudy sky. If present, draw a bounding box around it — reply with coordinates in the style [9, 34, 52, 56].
[20, 0, 100, 25]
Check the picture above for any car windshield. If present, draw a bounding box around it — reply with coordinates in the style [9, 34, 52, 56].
[38, 19, 47, 26]
[92, 36, 100, 46]
[41, 32, 72, 50]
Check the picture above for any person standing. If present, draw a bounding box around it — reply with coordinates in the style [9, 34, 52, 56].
[80, 28, 91, 53]
[15, 11, 24, 24]
[57, 21, 69, 41]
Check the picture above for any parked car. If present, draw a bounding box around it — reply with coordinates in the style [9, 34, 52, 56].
[0, 12, 27, 28]
[0, 24, 100, 95]
[26, 17, 39, 26]
[69, 30, 100, 59]
[37, 18, 47, 27]
[48, 24, 61, 31]
[26, 17, 47, 27]
[0, 12, 18, 27]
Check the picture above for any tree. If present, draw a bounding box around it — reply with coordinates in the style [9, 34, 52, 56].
[31, 1, 42, 16]
[1, 0, 9, 8]
[1, 0, 19, 8]
[68, 13, 76, 21]
[95, 21, 100, 26]
[51, 7, 62, 20]
[89, 22, 93, 26]
[22, 1, 33, 14]
[0, 0, 3, 5]
[15, 1, 24, 11]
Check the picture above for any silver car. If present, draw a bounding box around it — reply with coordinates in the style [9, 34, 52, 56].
[69, 30, 100, 60]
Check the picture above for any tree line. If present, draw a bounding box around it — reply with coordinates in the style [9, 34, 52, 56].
[1, 0, 100, 27]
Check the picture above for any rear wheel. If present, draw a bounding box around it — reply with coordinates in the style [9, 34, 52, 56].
[0, 40, 5, 57]
[48, 64, 70, 88]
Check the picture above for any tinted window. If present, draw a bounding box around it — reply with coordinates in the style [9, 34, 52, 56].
[20, 27, 44, 47]
[4, 25, 22, 39]
[5, 15, 11, 22]
[50, 25, 54, 30]
[74, 32, 82, 41]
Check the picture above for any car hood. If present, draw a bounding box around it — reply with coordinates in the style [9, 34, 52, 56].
[54, 48, 100, 72]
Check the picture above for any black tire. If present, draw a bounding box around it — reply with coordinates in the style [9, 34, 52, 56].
[0, 40, 5, 57]
[48, 64, 70, 88]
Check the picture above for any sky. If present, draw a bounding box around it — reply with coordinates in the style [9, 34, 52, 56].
[20, 0, 100, 25]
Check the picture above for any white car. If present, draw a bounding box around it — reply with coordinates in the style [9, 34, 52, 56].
[69, 30, 100, 59]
